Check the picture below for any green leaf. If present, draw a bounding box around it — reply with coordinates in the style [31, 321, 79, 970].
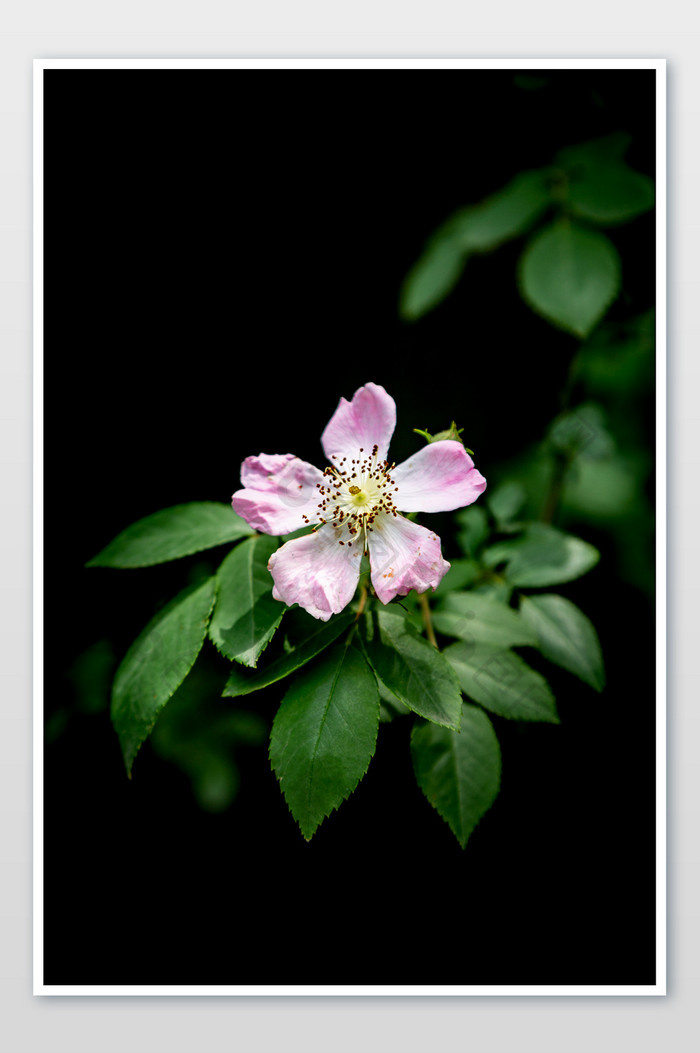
[269, 639, 380, 840]
[547, 402, 615, 461]
[150, 661, 267, 812]
[399, 237, 467, 320]
[209, 534, 283, 667]
[222, 610, 356, 697]
[518, 219, 621, 338]
[561, 455, 638, 519]
[87, 502, 254, 568]
[520, 594, 605, 691]
[399, 169, 552, 322]
[483, 523, 600, 588]
[487, 481, 527, 526]
[567, 160, 654, 226]
[433, 591, 537, 648]
[445, 168, 552, 252]
[577, 312, 655, 395]
[455, 504, 490, 558]
[555, 132, 633, 168]
[444, 641, 559, 724]
[111, 577, 217, 774]
[362, 607, 462, 731]
[432, 558, 481, 598]
[411, 703, 501, 848]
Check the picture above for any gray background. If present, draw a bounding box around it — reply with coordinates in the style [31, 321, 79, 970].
[2, 4, 696, 1051]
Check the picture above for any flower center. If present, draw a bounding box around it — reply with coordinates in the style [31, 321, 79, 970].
[308, 443, 400, 550]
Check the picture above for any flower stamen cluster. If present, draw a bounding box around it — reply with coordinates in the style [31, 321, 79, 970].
[231, 383, 487, 621]
[308, 444, 399, 552]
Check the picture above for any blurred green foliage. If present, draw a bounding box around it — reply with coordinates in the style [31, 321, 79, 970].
[400, 132, 653, 338]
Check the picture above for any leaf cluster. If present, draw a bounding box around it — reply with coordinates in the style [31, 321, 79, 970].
[399, 132, 653, 338]
[86, 483, 604, 848]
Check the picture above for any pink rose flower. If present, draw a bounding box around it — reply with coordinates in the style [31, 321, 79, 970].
[232, 383, 487, 621]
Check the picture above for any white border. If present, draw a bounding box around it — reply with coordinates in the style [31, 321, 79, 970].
[32, 56, 667, 998]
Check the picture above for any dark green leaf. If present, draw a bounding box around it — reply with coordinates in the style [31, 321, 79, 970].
[150, 661, 267, 812]
[548, 402, 615, 461]
[567, 160, 654, 225]
[411, 703, 501, 848]
[432, 558, 481, 598]
[455, 504, 490, 558]
[87, 502, 254, 568]
[577, 312, 655, 395]
[555, 132, 633, 168]
[520, 594, 605, 691]
[399, 237, 467, 320]
[483, 523, 600, 587]
[209, 534, 283, 667]
[561, 455, 638, 519]
[362, 607, 462, 730]
[433, 591, 537, 648]
[111, 577, 217, 774]
[487, 481, 527, 526]
[222, 610, 356, 697]
[399, 169, 551, 322]
[269, 639, 380, 840]
[444, 641, 559, 723]
[518, 220, 621, 338]
[445, 168, 552, 251]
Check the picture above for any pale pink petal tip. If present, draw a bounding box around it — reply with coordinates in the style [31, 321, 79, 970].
[368, 515, 450, 605]
[392, 439, 487, 514]
[321, 382, 397, 464]
[231, 453, 325, 535]
[267, 527, 363, 621]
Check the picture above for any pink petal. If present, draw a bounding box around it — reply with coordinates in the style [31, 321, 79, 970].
[267, 526, 363, 621]
[321, 382, 397, 464]
[391, 440, 487, 513]
[368, 514, 450, 604]
[232, 453, 325, 535]
[240, 453, 297, 491]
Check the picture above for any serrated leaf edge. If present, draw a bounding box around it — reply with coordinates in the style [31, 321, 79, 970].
[111, 578, 218, 776]
[410, 710, 502, 849]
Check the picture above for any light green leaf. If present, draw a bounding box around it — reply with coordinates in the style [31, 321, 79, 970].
[222, 610, 356, 697]
[209, 534, 283, 667]
[483, 523, 600, 587]
[444, 641, 559, 723]
[399, 237, 467, 320]
[111, 577, 217, 774]
[362, 607, 462, 730]
[87, 502, 254, 568]
[518, 220, 621, 338]
[433, 591, 537, 648]
[269, 639, 380, 840]
[411, 703, 501, 848]
[520, 594, 605, 691]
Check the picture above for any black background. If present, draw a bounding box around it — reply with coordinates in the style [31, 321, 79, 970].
[43, 69, 657, 985]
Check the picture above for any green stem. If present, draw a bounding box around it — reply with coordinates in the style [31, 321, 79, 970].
[354, 584, 368, 621]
